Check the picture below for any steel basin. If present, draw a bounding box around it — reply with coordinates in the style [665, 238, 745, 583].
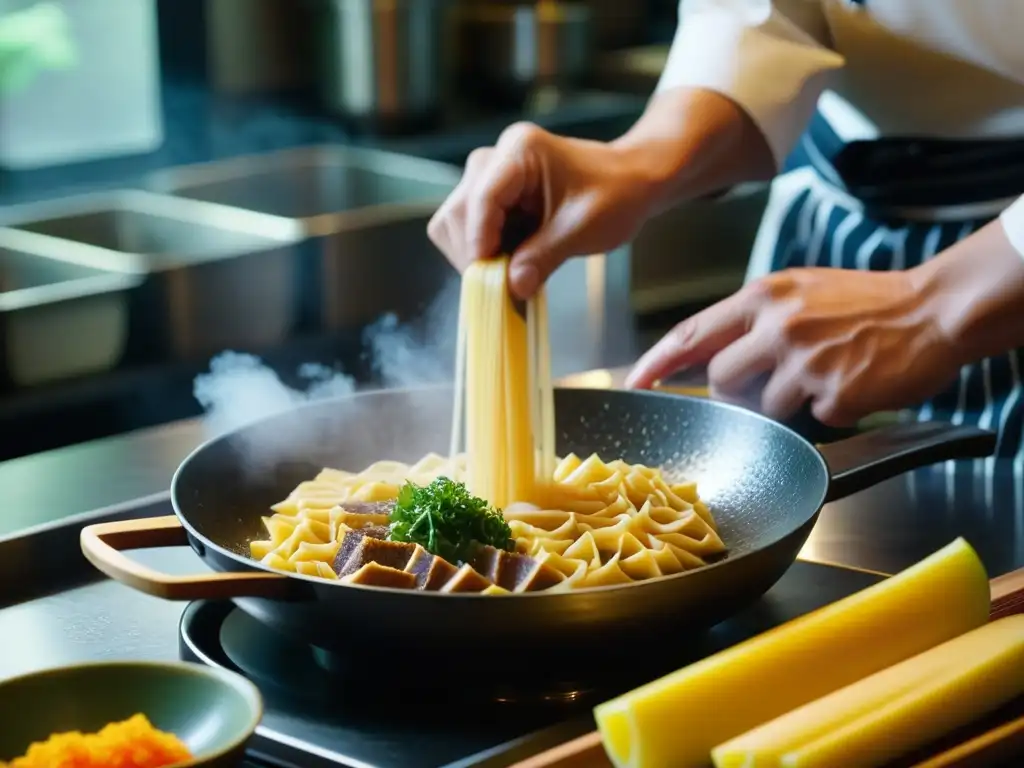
[0, 245, 141, 388]
[147, 146, 463, 331]
[0, 190, 304, 362]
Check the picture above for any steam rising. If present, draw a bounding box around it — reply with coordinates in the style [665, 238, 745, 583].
[363, 277, 459, 389]
[192, 278, 461, 464]
[193, 354, 357, 438]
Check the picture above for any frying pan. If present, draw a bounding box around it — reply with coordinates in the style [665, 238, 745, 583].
[81, 386, 995, 677]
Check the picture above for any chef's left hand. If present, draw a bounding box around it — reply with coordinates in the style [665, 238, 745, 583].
[625, 267, 962, 426]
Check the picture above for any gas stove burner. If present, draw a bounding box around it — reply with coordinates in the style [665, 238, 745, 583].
[178, 601, 611, 712]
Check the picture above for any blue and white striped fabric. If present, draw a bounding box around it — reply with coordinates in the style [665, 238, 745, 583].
[756, 110, 1024, 461]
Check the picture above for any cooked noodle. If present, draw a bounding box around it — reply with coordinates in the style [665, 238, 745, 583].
[253, 452, 724, 588]
[250, 257, 726, 590]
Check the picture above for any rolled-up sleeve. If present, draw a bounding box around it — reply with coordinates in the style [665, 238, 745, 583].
[658, 0, 845, 169]
[999, 196, 1024, 259]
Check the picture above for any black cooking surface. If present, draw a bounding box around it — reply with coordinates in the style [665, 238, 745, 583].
[178, 561, 883, 768]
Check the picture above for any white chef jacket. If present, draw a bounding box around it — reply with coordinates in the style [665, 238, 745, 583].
[658, 0, 1024, 257]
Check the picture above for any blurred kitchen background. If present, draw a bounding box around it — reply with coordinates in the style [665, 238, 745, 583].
[0, 0, 801, 463]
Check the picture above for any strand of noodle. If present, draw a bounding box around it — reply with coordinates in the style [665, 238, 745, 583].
[508, 271, 535, 503]
[487, 263, 508, 502]
[457, 257, 556, 507]
[458, 258, 536, 507]
[489, 263, 509, 504]
[449, 272, 469, 457]
[535, 285, 556, 479]
[473, 264, 498, 500]
[527, 295, 542, 480]
[463, 266, 483, 488]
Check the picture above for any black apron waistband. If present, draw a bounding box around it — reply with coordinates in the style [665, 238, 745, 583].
[805, 108, 1024, 209]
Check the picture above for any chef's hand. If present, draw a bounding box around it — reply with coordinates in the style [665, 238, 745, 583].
[625, 267, 963, 426]
[428, 123, 656, 300]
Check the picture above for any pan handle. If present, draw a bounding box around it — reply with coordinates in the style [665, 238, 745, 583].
[819, 422, 997, 503]
[80, 515, 294, 601]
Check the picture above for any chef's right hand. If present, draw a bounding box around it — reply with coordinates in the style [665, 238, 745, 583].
[428, 122, 656, 301]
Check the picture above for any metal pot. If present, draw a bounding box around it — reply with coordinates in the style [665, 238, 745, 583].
[311, 0, 453, 134]
[0, 190, 304, 364]
[457, 1, 593, 106]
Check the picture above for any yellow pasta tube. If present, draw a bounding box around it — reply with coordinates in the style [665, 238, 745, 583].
[592, 538, 991, 768]
[712, 615, 1024, 768]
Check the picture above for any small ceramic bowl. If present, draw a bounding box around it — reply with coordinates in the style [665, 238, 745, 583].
[0, 661, 262, 766]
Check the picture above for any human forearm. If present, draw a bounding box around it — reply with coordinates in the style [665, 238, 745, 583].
[913, 217, 1024, 366]
[611, 86, 776, 215]
[609, 0, 843, 217]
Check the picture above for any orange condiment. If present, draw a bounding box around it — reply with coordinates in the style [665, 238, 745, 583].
[4, 713, 192, 768]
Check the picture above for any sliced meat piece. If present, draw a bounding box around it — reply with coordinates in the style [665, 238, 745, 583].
[333, 502, 394, 531]
[360, 524, 390, 539]
[471, 545, 565, 592]
[337, 537, 417, 578]
[335, 500, 395, 529]
[329, 522, 543, 594]
[339, 500, 395, 516]
[333, 530, 369, 575]
[331, 526, 388, 575]
[511, 559, 565, 592]
[364, 537, 417, 570]
[470, 545, 507, 585]
[342, 562, 416, 589]
[404, 546, 460, 590]
[440, 564, 494, 593]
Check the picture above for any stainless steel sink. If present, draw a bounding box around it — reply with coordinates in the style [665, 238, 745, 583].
[0, 246, 141, 387]
[0, 190, 302, 270]
[0, 147, 464, 375]
[148, 146, 463, 329]
[146, 145, 462, 235]
[0, 190, 305, 361]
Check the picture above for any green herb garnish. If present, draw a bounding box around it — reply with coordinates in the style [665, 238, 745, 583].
[388, 476, 513, 563]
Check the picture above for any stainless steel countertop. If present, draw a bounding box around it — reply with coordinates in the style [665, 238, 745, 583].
[0, 419, 201, 537]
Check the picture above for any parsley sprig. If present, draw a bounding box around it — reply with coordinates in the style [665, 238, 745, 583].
[388, 477, 512, 563]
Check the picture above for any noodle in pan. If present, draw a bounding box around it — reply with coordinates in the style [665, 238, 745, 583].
[250, 258, 726, 592]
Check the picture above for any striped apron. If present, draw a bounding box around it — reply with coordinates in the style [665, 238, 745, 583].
[747, 107, 1024, 462]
